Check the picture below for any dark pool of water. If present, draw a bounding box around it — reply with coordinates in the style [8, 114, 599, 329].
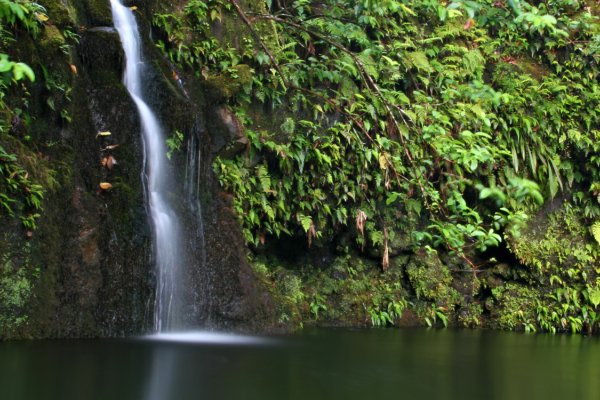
[1, 328, 599, 400]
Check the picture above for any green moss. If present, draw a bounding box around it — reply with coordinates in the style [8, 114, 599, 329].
[216, 0, 272, 49]
[250, 252, 413, 328]
[406, 251, 462, 308]
[490, 283, 542, 331]
[0, 241, 39, 339]
[40, 25, 66, 50]
[509, 203, 600, 282]
[203, 64, 254, 103]
[85, 0, 113, 26]
[39, 0, 75, 27]
[458, 302, 483, 328]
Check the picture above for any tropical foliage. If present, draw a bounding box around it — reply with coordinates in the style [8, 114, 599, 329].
[154, 0, 596, 256]
[0, 0, 48, 231]
[151, 0, 600, 333]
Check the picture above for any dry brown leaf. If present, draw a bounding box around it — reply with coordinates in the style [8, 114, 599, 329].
[464, 18, 475, 30]
[355, 209, 367, 237]
[106, 155, 117, 169]
[307, 221, 317, 248]
[101, 155, 118, 169]
[96, 131, 112, 138]
[382, 227, 389, 271]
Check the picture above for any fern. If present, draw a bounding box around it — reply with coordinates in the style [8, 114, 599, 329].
[591, 222, 600, 245]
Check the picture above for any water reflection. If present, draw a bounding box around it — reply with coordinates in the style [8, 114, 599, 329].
[144, 344, 175, 400]
[1, 329, 600, 400]
[142, 331, 271, 400]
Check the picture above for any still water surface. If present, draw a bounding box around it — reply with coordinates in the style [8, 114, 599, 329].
[1, 328, 599, 400]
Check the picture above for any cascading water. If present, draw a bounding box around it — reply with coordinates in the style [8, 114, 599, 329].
[110, 0, 184, 332]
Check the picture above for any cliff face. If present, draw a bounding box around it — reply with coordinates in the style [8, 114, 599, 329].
[0, 0, 275, 339]
[142, 0, 600, 335]
[3, 0, 600, 338]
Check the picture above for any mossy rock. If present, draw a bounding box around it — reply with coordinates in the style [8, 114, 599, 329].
[508, 203, 600, 281]
[212, 0, 271, 50]
[40, 25, 66, 51]
[202, 64, 253, 103]
[488, 283, 542, 331]
[88, 0, 113, 26]
[457, 302, 483, 328]
[406, 251, 461, 308]
[78, 28, 124, 84]
[39, 0, 75, 27]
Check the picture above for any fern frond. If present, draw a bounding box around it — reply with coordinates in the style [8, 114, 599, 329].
[591, 221, 600, 244]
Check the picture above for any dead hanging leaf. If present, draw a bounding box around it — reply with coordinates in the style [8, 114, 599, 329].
[101, 144, 120, 151]
[201, 67, 209, 80]
[259, 232, 266, 246]
[382, 245, 389, 271]
[99, 182, 113, 190]
[384, 170, 391, 190]
[69, 64, 78, 75]
[382, 227, 389, 271]
[96, 131, 112, 138]
[356, 209, 367, 237]
[307, 221, 317, 248]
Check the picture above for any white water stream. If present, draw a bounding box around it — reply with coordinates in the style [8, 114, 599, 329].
[111, 0, 184, 332]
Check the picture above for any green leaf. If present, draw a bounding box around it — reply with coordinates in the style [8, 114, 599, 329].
[298, 214, 312, 232]
[589, 288, 600, 308]
[591, 222, 600, 245]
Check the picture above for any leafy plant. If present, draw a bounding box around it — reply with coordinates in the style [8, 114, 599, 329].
[156, 0, 600, 334]
[166, 130, 184, 160]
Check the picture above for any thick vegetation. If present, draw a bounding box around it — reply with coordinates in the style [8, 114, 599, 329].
[3, 0, 600, 337]
[152, 0, 600, 334]
[0, 0, 48, 335]
[0, 0, 76, 336]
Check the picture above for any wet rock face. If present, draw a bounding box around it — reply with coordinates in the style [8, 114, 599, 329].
[39, 0, 74, 28]
[58, 25, 152, 336]
[13, 2, 154, 338]
[79, 28, 124, 84]
[199, 184, 277, 332]
[3, 0, 277, 339]
[79, 0, 114, 27]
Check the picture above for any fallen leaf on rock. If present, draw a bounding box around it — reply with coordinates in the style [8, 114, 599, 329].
[96, 131, 112, 138]
[106, 155, 117, 170]
[35, 13, 49, 23]
[101, 144, 120, 151]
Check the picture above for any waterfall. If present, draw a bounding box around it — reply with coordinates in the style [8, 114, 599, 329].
[110, 0, 184, 332]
